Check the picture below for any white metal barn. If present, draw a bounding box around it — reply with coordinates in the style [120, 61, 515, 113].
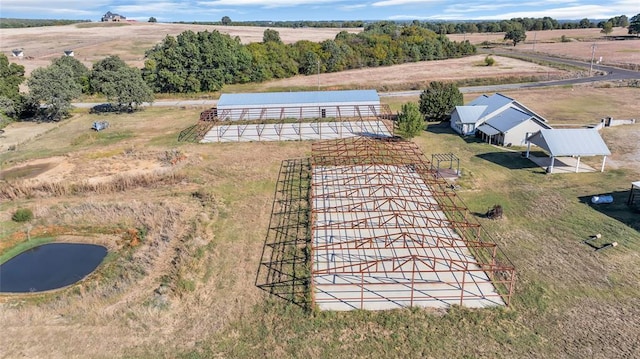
[216, 90, 382, 121]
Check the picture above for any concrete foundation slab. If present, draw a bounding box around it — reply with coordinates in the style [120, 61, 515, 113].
[529, 155, 596, 174]
[312, 164, 504, 311]
[201, 121, 392, 143]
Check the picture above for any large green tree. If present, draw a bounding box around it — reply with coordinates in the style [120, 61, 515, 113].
[143, 30, 252, 93]
[90, 55, 153, 111]
[263, 28, 282, 43]
[28, 64, 81, 120]
[629, 13, 640, 36]
[0, 54, 25, 121]
[101, 67, 154, 111]
[504, 28, 526, 46]
[52, 56, 90, 93]
[90, 55, 128, 94]
[419, 81, 463, 121]
[396, 102, 423, 139]
[601, 21, 613, 35]
[0, 54, 25, 102]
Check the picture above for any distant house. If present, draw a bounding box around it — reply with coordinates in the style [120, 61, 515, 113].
[101, 11, 126, 22]
[450, 93, 551, 146]
[11, 49, 24, 58]
[64, 50, 74, 57]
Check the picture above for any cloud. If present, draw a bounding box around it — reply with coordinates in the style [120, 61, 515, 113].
[478, 4, 636, 20]
[340, 3, 367, 10]
[197, 0, 342, 8]
[372, 0, 441, 6]
[0, 0, 109, 15]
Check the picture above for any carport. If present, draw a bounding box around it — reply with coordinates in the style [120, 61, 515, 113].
[525, 129, 611, 173]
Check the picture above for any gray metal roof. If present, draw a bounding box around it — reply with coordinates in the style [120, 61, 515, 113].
[484, 107, 532, 132]
[528, 129, 611, 157]
[467, 93, 514, 120]
[218, 90, 379, 107]
[476, 124, 500, 136]
[454, 105, 487, 124]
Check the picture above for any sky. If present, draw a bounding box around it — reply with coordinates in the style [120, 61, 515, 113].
[0, 0, 637, 23]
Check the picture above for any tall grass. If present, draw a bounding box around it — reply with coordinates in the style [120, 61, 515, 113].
[0, 170, 187, 200]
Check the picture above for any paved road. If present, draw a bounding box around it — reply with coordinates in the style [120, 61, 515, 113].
[73, 51, 639, 107]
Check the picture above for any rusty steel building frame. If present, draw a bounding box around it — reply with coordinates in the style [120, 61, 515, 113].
[256, 158, 313, 309]
[309, 137, 515, 310]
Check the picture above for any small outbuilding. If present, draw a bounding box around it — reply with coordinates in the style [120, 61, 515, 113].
[11, 49, 24, 58]
[451, 93, 550, 146]
[63, 50, 75, 57]
[216, 89, 382, 121]
[526, 128, 611, 173]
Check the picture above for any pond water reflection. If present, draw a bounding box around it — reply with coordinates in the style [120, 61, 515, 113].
[0, 243, 107, 293]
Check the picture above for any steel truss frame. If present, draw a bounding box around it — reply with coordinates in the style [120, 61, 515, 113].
[310, 137, 515, 310]
[255, 158, 313, 309]
[203, 104, 395, 142]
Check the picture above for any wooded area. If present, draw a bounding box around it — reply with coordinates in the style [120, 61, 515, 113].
[142, 22, 476, 93]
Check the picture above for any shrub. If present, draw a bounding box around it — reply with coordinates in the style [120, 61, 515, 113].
[12, 208, 33, 222]
[484, 55, 496, 66]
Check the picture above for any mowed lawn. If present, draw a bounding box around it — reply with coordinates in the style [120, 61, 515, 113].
[0, 87, 639, 358]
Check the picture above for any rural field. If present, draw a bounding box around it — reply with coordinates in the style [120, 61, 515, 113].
[0, 22, 360, 77]
[1, 23, 640, 358]
[449, 27, 640, 68]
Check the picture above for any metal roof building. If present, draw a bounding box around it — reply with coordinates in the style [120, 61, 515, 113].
[526, 129, 611, 173]
[217, 90, 381, 121]
[450, 93, 550, 146]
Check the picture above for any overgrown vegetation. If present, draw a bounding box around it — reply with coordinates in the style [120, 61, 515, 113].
[11, 207, 33, 222]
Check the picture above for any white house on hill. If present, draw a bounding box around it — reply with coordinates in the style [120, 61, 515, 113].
[450, 93, 551, 146]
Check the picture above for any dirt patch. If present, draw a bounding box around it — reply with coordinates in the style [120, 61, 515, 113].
[0, 121, 61, 152]
[1, 151, 169, 185]
[255, 54, 564, 91]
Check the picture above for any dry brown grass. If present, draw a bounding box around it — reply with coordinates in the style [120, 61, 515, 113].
[234, 54, 565, 92]
[0, 23, 360, 76]
[0, 169, 186, 200]
[449, 28, 640, 68]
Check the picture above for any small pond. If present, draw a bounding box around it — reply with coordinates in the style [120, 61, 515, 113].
[0, 243, 108, 293]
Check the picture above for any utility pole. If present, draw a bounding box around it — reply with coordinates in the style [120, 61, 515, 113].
[317, 59, 320, 91]
[589, 43, 597, 76]
[532, 31, 537, 52]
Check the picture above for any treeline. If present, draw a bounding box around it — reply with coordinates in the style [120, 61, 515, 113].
[142, 22, 475, 93]
[175, 20, 365, 28]
[0, 18, 90, 28]
[178, 15, 630, 34]
[418, 15, 630, 34]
